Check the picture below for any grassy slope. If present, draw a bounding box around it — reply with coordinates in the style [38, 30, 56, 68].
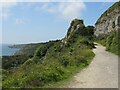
[3, 36, 95, 88]
[2, 19, 95, 88]
[96, 31, 120, 56]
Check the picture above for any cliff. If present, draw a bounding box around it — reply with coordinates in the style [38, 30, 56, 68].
[62, 19, 94, 46]
[94, 1, 120, 36]
[62, 19, 85, 45]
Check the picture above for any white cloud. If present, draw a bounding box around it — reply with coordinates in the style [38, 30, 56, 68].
[40, 3, 55, 13]
[0, 0, 17, 20]
[36, 2, 86, 20]
[58, 2, 86, 19]
[1, 0, 86, 20]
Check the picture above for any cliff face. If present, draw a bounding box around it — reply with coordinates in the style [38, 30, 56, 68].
[62, 19, 85, 44]
[66, 19, 85, 37]
[61, 19, 94, 49]
[94, 1, 120, 36]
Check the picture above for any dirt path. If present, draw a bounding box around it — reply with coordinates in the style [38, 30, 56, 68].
[66, 43, 118, 88]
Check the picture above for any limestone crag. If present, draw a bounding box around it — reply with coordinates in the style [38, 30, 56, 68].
[95, 1, 120, 36]
[62, 19, 85, 45]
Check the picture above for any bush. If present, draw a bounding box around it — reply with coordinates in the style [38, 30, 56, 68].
[60, 56, 70, 67]
[96, 31, 119, 56]
[2, 55, 29, 70]
[34, 46, 48, 58]
[106, 32, 115, 50]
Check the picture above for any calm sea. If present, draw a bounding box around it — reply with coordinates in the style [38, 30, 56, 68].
[0, 44, 19, 56]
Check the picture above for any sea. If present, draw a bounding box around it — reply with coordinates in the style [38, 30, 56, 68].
[0, 44, 19, 56]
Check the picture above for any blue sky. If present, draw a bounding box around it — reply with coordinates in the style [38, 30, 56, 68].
[1, 1, 115, 44]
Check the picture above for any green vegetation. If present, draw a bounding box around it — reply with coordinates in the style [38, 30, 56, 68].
[95, 1, 119, 56]
[14, 43, 43, 57]
[2, 55, 29, 70]
[2, 1, 119, 88]
[96, 31, 120, 56]
[2, 19, 95, 88]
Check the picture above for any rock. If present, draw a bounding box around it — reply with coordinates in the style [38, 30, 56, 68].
[62, 19, 85, 45]
[94, 1, 120, 37]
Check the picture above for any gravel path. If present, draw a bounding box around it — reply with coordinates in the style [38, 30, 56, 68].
[66, 43, 118, 88]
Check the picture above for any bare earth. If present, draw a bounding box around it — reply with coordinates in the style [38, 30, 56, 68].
[66, 43, 118, 88]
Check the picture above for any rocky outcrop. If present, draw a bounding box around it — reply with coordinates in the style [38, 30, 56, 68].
[66, 19, 85, 37]
[94, 1, 120, 36]
[62, 19, 85, 45]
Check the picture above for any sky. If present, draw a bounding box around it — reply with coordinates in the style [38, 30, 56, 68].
[0, 1, 116, 44]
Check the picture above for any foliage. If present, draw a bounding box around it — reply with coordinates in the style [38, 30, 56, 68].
[2, 55, 29, 70]
[14, 43, 42, 57]
[2, 19, 95, 88]
[96, 31, 120, 56]
[106, 31, 119, 55]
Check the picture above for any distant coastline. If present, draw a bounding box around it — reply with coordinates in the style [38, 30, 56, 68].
[0, 44, 20, 56]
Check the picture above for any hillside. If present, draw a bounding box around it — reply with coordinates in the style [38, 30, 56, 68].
[95, 1, 120, 56]
[2, 19, 95, 88]
[2, 1, 119, 88]
[95, 1, 120, 36]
